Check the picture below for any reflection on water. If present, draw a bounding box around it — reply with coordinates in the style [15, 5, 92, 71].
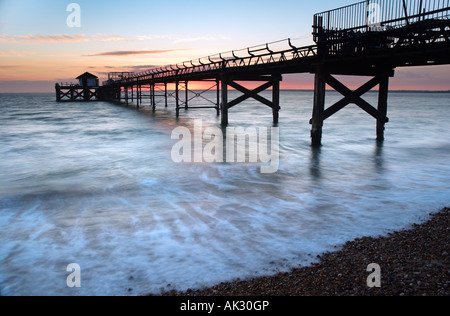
[374, 141, 385, 174]
[0, 92, 449, 296]
[309, 146, 322, 181]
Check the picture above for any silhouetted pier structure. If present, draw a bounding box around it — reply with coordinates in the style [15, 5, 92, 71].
[55, 72, 100, 102]
[60, 0, 450, 145]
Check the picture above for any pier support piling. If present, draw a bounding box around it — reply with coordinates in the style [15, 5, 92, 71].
[311, 67, 326, 147]
[216, 79, 220, 116]
[56, 83, 99, 102]
[377, 76, 390, 141]
[136, 84, 140, 108]
[310, 66, 393, 146]
[164, 83, 168, 108]
[221, 77, 229, 125]
[220, 74, 282, 126]
[55, 84, 62, 102]
[185, 81, 189, 110]
[175, 80, 180, 117]
[272, 75, 281, 124]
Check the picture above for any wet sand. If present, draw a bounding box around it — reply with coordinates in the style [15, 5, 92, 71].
[160, 207, 449, 296]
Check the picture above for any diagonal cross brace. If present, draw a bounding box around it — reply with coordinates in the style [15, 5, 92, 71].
[73, 89, 84, 100]
[227, 80, 281, 111]
[322, 74, 389, 123]
[60, 91, 72, 99]
[186, 83, 218, 105]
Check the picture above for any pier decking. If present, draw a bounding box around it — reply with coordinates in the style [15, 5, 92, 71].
[57, 0, 450, 145]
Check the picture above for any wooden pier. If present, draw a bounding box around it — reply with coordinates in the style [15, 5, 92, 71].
[57, 0, 450, 146]
[55, 72, 99, 102]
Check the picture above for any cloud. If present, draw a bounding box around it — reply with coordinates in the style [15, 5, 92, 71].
[127, 65, 162, 73]
[85, 49, 187, 57]
[136, 34, 173, 41]
[0, 65, 23, 69]
[0, 50, 37, 57]
[135, 34, 232, 45]
[88, 64, 160, 74]
[172, 36, 230, 44]
[0, 34, 129, 43]
[0, 50, 16, 57]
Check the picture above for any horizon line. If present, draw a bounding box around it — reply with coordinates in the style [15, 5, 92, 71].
[2, 89, 450, 94]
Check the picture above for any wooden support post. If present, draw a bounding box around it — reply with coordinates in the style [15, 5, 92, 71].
[377, 76, 389, 141]
[117, 87, 121, 101]
[176, 81, 180, 117]
[152, 84, 156, 111]
[136, 85, 140, 108]
[272, 76, 280, 124]
[216, 79, 220, 116]
[55, 85, 61, 102]
[164, 83, 168, 108]
[311, 67, 326, 147]
[125, 86, 129, 106]
[83, 88, 90, 101]
[185, 81, 189, 109]
[149, 84, 153, 108]
[221, 77, 228, 126]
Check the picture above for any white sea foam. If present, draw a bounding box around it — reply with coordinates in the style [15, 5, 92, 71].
[0, 92, 449, 295]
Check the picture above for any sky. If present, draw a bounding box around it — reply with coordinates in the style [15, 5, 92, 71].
[0, 0, 449, 92]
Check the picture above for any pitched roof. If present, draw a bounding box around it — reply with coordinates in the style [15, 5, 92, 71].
[76, 72, 98, 79]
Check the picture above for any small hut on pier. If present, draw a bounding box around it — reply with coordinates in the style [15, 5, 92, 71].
[76, 72, 99, 88]
[55, 72, 99, 102]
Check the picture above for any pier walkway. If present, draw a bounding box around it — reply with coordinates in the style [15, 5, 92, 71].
[58, 0, 450, 145]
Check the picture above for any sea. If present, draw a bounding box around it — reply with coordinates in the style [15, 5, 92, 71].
[0, 91, 449, 296]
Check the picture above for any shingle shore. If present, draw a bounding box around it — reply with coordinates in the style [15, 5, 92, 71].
[159, 207, 449, 296]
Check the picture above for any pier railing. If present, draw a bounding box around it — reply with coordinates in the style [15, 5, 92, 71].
[57, 82, 79, 88]
[313, 0, 450, 41]
[106, 38, 317, 85]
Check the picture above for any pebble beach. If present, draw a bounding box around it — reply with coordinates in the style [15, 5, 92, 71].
[161, 207, 449, 296]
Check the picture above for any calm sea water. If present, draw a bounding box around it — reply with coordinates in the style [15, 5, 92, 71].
[0, 91, 449, 296]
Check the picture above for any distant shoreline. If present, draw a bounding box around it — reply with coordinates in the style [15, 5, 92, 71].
[1, 90, 450, 94]
[278, 90, 450, 93]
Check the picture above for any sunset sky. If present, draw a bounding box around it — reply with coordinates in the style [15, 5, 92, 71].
[1, 0, 449, 92]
